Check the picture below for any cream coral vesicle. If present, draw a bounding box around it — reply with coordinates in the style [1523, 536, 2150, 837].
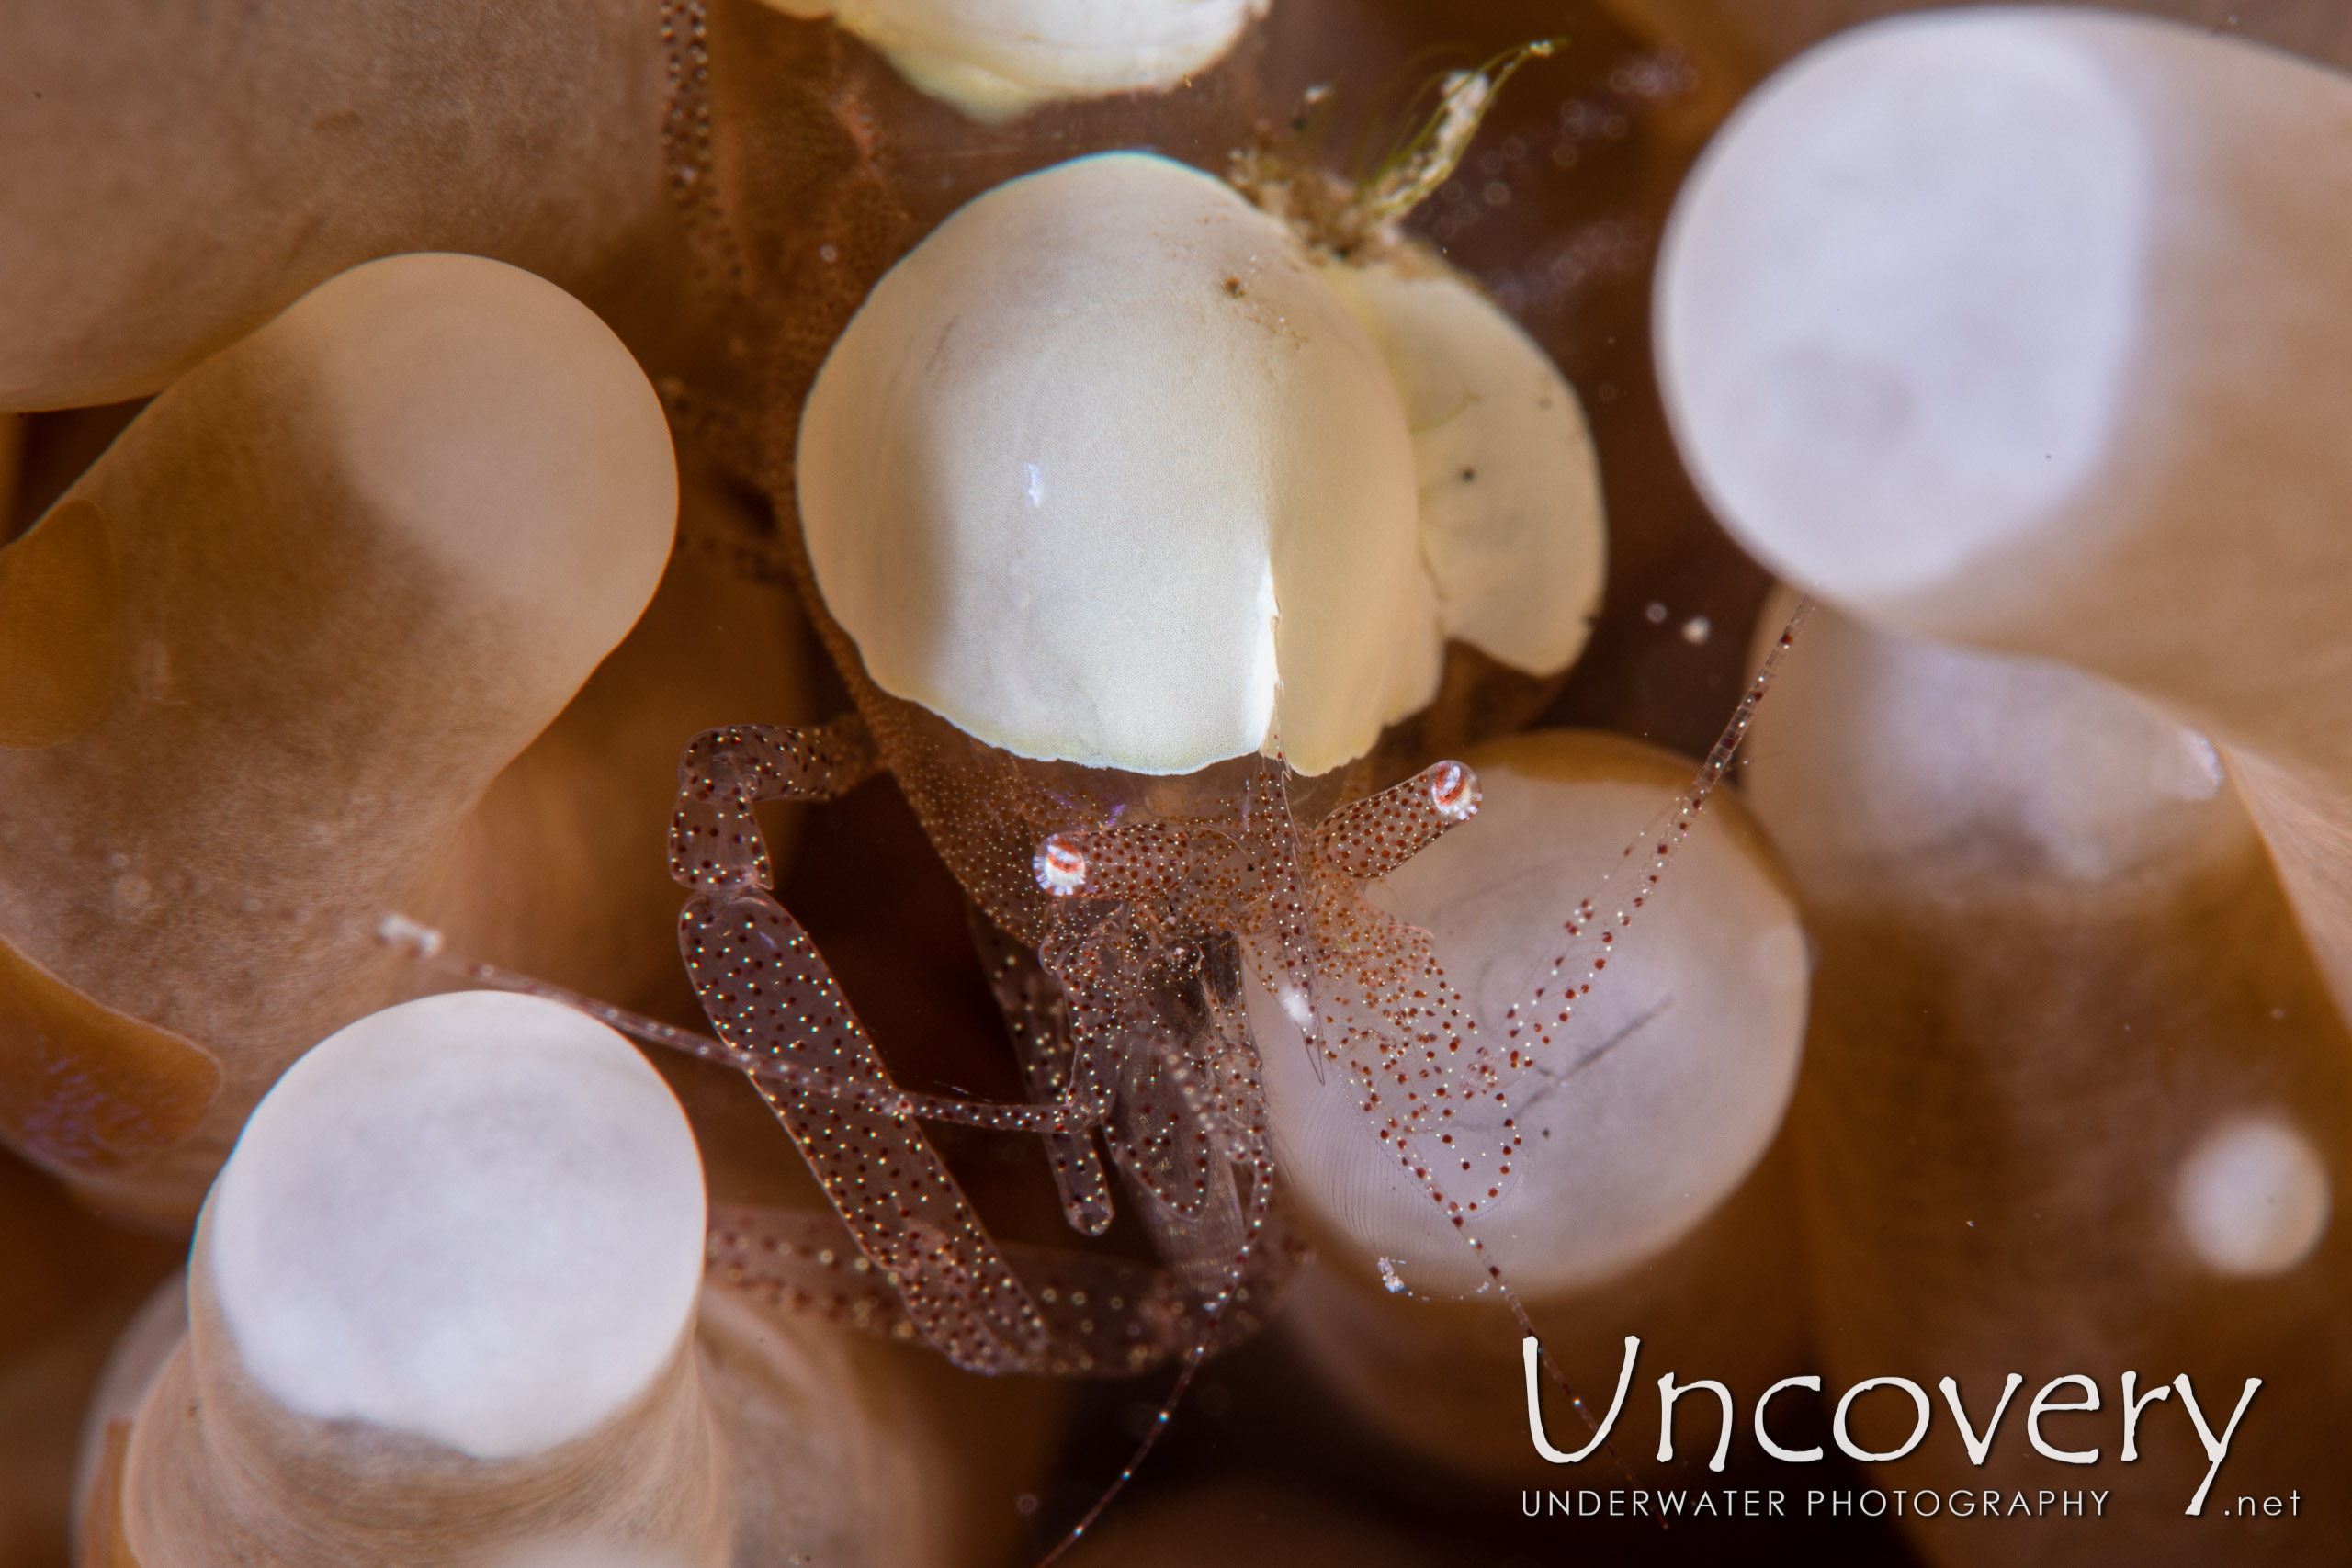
[797, 151, 1430, 778]
[758, 0, 1269, 120]
[1323, 254, 1605, 680]
[798, 151, 1610, 780]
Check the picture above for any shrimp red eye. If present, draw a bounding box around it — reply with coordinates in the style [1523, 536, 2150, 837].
[1034, 835, 1089, 896]
[1428, 761, 1481, 823]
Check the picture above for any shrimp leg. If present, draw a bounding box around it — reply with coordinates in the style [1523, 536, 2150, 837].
[671, 715, 1048, 1371]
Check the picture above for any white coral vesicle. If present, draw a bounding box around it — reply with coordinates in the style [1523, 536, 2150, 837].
[2177, 1114, 2333, 1279]
[1251, 734, 1808, 1297]
[798, 151, 1430, 778]
[761, 0, 1269, 121]
[1656, 10, 2154, 603]
[204, 991, 707, 1461]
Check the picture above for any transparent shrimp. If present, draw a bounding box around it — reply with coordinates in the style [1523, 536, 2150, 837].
[581, 8, 1820, 1553]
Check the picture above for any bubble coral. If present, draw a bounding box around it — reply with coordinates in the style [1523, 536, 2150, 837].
[32, 0, 2291, 1561]
[0, 254, 678, 1225]
[84, 992, 976, 1568]
[1662, 8, 2352, 1560]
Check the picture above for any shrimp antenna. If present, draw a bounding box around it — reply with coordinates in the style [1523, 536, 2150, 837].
[1410, 594, 1817, 1488]
[1034, 1339, 1211, 1566]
